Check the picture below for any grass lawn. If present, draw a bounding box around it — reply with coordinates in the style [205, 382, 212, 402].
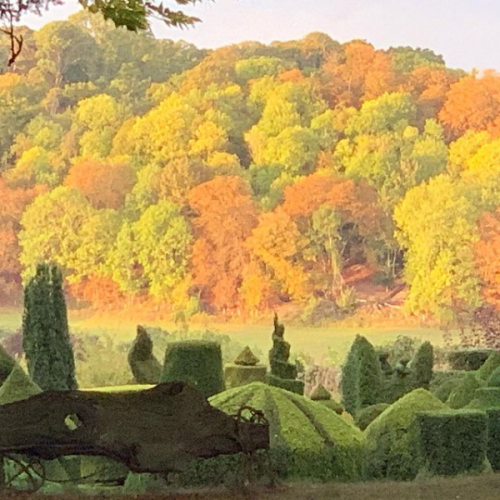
[18, 475, 500, 500]
[0, 308, 452, 364]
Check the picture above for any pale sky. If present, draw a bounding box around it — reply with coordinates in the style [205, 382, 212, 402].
[20, 0, 500, 71]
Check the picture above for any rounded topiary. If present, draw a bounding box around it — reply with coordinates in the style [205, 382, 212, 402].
[447, 373, 484, 409]
[488, 365, 500, 387]
[161, 340, 225, 398]
[365, 389, 447, 481]
[128, 326, 162, 384]
[175, 382, 365, 485]
[477, 352, 500, 381]
[354, 403, 390, 431]
[410, 341, 434, 390]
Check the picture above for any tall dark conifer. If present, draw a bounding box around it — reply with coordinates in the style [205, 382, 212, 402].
[22, 264, 77, 391]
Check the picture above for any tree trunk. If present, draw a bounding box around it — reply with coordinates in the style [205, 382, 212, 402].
[0, 383, 269, 474]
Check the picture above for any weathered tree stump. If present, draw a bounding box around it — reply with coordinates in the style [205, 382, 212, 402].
[0, 383, 269, 475]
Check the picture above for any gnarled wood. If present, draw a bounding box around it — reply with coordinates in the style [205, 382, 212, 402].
[0, 383, 269, 473]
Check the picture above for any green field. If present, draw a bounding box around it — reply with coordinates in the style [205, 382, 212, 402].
[0, 308, 452, 364]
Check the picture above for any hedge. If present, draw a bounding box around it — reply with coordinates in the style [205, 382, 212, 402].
[417, 410, 488, 477]
[355, 403, 390, 431]
[448, 350, 493, 371]
[447, 373, 484, 409]
[430, 370, 468, 402]
[265, 373, 304, 395]
[160, 340, 225, 398]
[477, 352, 500, 381]
[364, 389, 447, 481]
[174, 382, 366, 485]
[487, 409, 500, 471]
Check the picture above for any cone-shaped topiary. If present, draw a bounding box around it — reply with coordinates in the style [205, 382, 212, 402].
[234, 346, 260, 366]
[488, 365, 500, 387]
[310, 384, 331, 401]
[174, 382, 365, 485]
[22, 264, 77, 391]
[410, 341, 434, 390]
[161, 340, 225, 398]
[365, 389, 447, 481]
[447, 373, 484, 409]
[128, 326, 162, 384]
[478, 352, 500, 381]
[0, 364, 42, 405]
[341, 335, 382, 415]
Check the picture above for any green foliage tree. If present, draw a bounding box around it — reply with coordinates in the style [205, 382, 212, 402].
[22, 263, 77, 391]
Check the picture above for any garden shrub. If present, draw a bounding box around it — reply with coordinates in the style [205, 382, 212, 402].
[486, 409, 500, 471]
[79, 456, 128, 484]
[309, 384, 343, 414]
[410, 341, 433, 390]
[340, 337, 361, 415]
[448, 349, 493, 371]
[382, 360, 414, 404]
[364, 389, 447, 481]
[265, 373, 304, 395]
[477, 351, 500, 381]
[467, 387, 500, 410]
[317, 399, 344, 415]
[225, 346, 267, 390]
[123, 472, 168, 493]
[127, 325, 162, 384]
[0, 344, 15, 386]
[355, 403, 390, 431]
[160, 340, 225, 398]
[175, 382, 365, 485]
[447, 373, 484, 409]
[430, 370, 468, 402]
[417, 410, 488, 476]
[488, 365, 500, 387]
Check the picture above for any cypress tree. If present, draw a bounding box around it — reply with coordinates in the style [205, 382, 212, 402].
[341, 336, 361, 415]
[22, 264, 77, 391]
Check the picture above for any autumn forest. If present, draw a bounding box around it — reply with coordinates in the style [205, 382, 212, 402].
[1, 12, 499, 325]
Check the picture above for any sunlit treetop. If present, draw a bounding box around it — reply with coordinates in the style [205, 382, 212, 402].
[0, 0, 208, 65]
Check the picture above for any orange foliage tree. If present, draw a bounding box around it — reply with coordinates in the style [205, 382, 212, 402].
[188, 176, 259, 312]
[475, 210, 500, 308]
[439, 71, 500, 139]
[64, 158, 136, 210]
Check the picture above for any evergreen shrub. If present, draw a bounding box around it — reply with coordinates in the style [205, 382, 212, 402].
[410, 341, 433, 390]
[467, 387, 500, 410]
[160, 340, 225, 398]
[365, 389, 447, 481]
[128, 326, 162, 384]
[225, 364, 267, 390]
[477, 351, 500, 381]
[418, 410, 488, 476]
[447, 373, 484, 409]
[265, 373, 304, 395]
[430, 370, 468, 402]
[488, 365, 500, 387]
[486, 409, 500, 471]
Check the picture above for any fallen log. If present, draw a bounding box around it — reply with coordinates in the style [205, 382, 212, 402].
[0, 382, 269, 474]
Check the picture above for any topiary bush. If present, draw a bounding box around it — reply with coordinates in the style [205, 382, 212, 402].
[128, 325, 162, 384]
[448, 349, 493, 371]
[430, 370, 468, 402]
[488, 365, 500, 387]
[417, 410, 489, 477]
[447, 373, 484, 409]
[486, 409, 500, 471]
[265, 373, 304, 395]
[477, 352, 500, 381]
[175, 382, 365, 485]
[364, 389, 447, 481]
[225, 346, 267, 390]
[341, 335, 382, 415]
[355, 403, 390, 431]
[160, 340, 225, 398]
[0, 364, 41, 405]
[467, 387, 500, 410]
[410, 341, 433, 390]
